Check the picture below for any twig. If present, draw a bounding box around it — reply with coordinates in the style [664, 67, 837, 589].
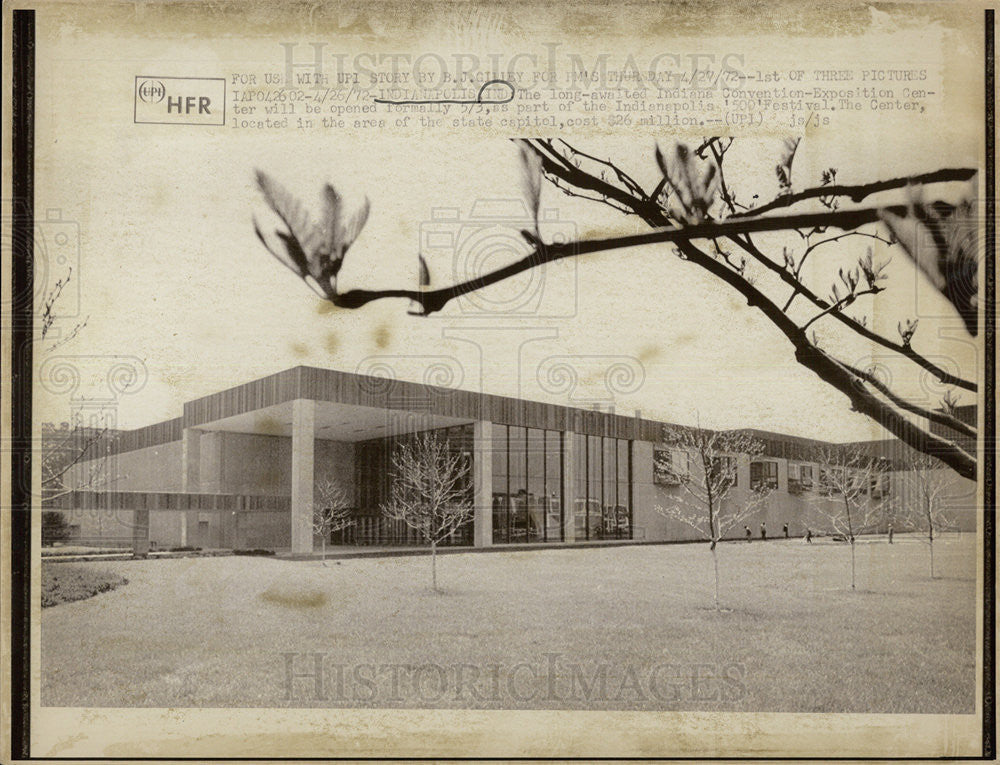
[731, 168, 977, 219]
[801, 287, 882, 332]
[839, 360, 977, 439]
[330, 205, 915, 315]
[730, 236, 976, 392]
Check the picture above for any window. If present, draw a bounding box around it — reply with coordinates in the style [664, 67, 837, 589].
[870, 473, 890, 497]
[492, 426, 565, 544]
[750, 460, 778, 491]
[356, 423, 475, 546]
[788, 462, 813, 493]
[492, 425, 509, 543]
[617, 440, 631, 539]
[850, 469, 868, 495]
[710, 455, 738, 490]
[654, 448, 689, 485]
[818, 466, 845, 496]
[602, 438, 617, 537]
[545, 431, 563, 542]
[563, 434, 633, 541]
[526, 429, 545, 543]
[508, 427, 528, 542]
[587, 436, 603, 539]
[573, 433, 587, 541]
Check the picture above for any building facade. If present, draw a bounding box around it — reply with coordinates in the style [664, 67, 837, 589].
[48, 366, 978, 553]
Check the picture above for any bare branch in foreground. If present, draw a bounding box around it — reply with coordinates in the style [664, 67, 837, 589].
[253, 143, 980, 481]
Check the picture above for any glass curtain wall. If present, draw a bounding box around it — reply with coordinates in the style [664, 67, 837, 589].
[491, 424, 564, 544]
[492, 428, 631, 544]
[571, 433, 633, 541]
[352, 423, 474, 546]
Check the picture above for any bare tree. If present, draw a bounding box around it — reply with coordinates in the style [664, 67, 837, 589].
[40, 270, 121, 502]
[655, 422, 772, 610]
[254, 139, 978, 480]
[381, 432, 473, 591]
[312, 478, 354, 566]
[896, 454, 959, 578]
[41, 420, 115, 501]
[810, 446, 890, 590]
[40, 267, 89, 353]
[40, 420, 131, 546]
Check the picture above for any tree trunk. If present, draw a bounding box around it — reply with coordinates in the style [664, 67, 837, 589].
[850, 538, 856, 590]
[321, 536, 327, 567]
[431, 540, 438, 592]
[927, 502, 935, 579]
[711, 543, 720, 611]
[845, 498, 855, 590]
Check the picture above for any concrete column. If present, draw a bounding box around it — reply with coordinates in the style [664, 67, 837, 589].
[199, 432, 224, 493]
[221, 497, 239, 549]
[631, 440, 655, 541]
[737, 454, 752, 492]
[562, 432, 576, 543]
[181, 428, 202, 547]
[132, 499, 150, 557]
[291, 399, 316, 554]
[777, 458, 789, 494]
[473, 420, 493, 547]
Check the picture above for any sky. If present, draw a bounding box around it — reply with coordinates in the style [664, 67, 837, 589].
[29, 5, 984, 444]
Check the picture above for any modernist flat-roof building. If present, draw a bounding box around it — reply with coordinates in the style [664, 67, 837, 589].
[48, 366, 977, 553]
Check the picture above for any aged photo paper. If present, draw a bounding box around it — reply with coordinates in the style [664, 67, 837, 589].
[2, 0, 996, 759]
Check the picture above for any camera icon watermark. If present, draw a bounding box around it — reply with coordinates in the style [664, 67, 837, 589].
[528, 354, 646, 411]
[420, 199, 578, 318]
[355, 354, 467, 395]
[350, 355, 472, 439]
[1, 200, 82, 318]
[858, 351, 973, 415]
[39, 355, 149, 404]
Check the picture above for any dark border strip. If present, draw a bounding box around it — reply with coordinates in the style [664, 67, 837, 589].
[11, 9, 35, 761]
[6, 8, 997, 763]
[983, 7, 996, 760]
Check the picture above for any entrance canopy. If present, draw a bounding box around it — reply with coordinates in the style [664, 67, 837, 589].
[198, 399, 473, 442]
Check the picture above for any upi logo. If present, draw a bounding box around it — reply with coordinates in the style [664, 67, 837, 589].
[134, 76, 226, 126]
[136, 79, 166, 104]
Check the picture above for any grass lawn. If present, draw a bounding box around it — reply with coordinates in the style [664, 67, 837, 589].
[41, 563, 128, 608]
[42, 546, 130, 557]
[41, 533, 977, 712]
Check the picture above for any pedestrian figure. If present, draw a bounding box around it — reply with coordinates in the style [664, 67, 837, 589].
[760, 522, 767, 540]
[806, 528, 812, 543]
[745, 525, 752, 542]
[783, 523, 789, 539]
[888, 524, 894, 544]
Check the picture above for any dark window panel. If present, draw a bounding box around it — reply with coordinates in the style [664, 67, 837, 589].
[573, 433, 587, 541]
[545, 430, 563, 542]
[603, 437, 617, 539]
[492, 424, 507, 477]
[617, 439, 630, 540]
[750, 459, 779, 491]
[587, 435, 602, 540]
[508, 427, 528, 543]
[527, 428, 545, 542]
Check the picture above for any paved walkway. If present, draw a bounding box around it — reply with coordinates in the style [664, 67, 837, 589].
[279, 536, 712, 561]
[42, 549, 234, 563]
[43, 532, 937, 563]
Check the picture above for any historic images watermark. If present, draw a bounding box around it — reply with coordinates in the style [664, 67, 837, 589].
[277, 43, 749, 94]
[280, 652, 747, 708]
